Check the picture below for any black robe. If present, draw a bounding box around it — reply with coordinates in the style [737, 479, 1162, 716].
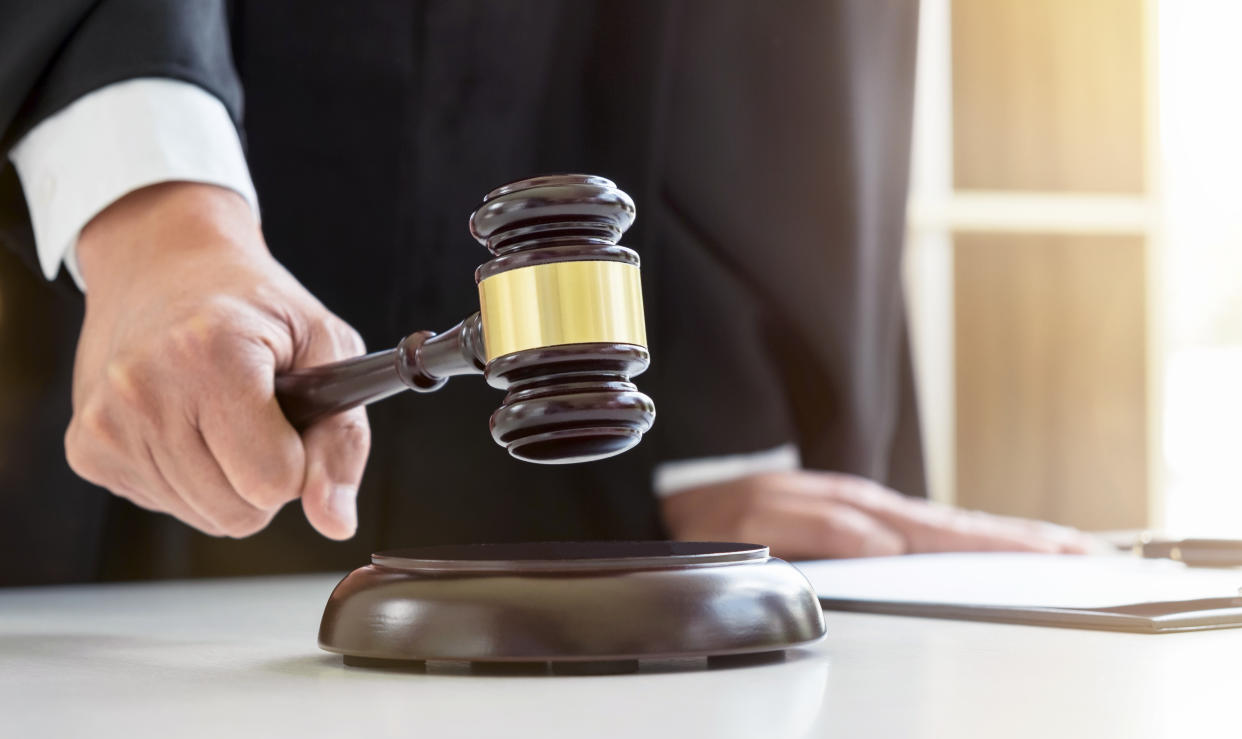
[0, 0, 924, 585]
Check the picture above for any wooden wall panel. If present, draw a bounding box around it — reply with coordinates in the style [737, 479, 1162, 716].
[954, 234, 1148, 529]
[951, 0, 1146, 193]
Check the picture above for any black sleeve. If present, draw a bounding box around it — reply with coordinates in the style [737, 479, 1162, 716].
[0, 0, 243, 281]
[648, 0, 926, 494]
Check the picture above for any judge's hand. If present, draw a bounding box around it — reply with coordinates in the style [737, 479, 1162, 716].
[661, 470, 1099, 559]
[65, 182, 368, 539]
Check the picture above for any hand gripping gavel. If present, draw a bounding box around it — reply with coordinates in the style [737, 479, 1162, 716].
[273, 174, 655, 464]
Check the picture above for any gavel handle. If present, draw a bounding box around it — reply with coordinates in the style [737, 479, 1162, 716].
[274, 346, 411, 431]
[274, 315, 486, 430]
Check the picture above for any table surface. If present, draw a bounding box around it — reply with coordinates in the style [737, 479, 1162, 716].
[1, 573, 1237, 739]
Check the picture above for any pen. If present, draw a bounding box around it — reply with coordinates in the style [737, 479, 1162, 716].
[1130, 537, 1242, 568]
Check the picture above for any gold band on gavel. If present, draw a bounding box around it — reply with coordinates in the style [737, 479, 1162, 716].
[477, 260, 648, 361]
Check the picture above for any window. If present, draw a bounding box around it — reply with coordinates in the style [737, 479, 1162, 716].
[906, 0, 1240, 534]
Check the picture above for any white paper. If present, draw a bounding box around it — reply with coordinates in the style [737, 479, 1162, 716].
[795, 552, 1242, 609]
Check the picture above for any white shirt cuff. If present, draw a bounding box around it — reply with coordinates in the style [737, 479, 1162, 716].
[8, 77, 259, 291]
[653, 443, 802, 498]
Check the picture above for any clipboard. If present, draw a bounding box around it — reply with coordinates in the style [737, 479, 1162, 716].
[796, 552, 1242, 634]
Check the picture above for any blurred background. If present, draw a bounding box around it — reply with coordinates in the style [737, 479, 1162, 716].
[1, 0, 1238, 537]
[906, 0, 1242, 534]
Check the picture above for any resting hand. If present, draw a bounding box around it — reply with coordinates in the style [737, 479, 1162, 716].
[65, 182, 369, 539]
[661, 470, 1098, 559]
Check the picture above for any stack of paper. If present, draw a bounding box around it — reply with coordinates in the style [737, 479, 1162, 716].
[795, 553, 1242, 633]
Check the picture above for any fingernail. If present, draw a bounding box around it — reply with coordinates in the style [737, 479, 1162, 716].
[329, 484, 358, 534]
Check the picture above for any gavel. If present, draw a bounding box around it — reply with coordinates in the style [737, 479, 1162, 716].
[273, 174, 655, 464]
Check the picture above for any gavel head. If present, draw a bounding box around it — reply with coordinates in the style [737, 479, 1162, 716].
[469, 175, 655, 464]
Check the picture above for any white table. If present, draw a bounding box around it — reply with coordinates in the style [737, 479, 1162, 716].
[1, 573, 1236, 738]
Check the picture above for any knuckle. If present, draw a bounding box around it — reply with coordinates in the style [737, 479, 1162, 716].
[64, 437, 105, 485]
[78, 358, 163, 429]
[337, 324, 366, 355]
[309, 315, 364, 359]
[309, 315, 337, 342]
[68, 399, 143, 456]
[812, 513, 843, 542]
[103, 358, 152, 409]
[334, 416, 371, 457]
[167, 320, 212, 360]
[243, 476, 300, 509]
[167, 297, 254, 360]
[312, 317, 345, 353]
[72, 401, 114, 442]
[213, 506, 272, 538]
[167, 305, 229, 359]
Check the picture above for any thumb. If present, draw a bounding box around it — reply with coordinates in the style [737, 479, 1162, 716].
[288, 312, 371, 539]
[300, 405, 370, 539]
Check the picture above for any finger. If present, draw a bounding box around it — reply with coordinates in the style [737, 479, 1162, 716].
[299, 405, 370, 540]
[783, 500, 906, 559]
[911, 509, 1063, 553]
[151, 422, 276, 538]
[96, 358, 277, 537]
[846, 492, 1067, 554]
[195, 343, 307, 513]
[801, 472, 1072, 554]
[287, 314, 370, 540]
[989, 515, 1104, 554]
[945, 510, 1101, 554]
[66, 406, 225, 535]
[72, 442, 228, 537]
[800, 471, 920, 516]
[117, 470, 229, 538]
[734, 489, 906, 560]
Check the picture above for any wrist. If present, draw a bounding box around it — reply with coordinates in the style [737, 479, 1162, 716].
[77, 182, 265, 292]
